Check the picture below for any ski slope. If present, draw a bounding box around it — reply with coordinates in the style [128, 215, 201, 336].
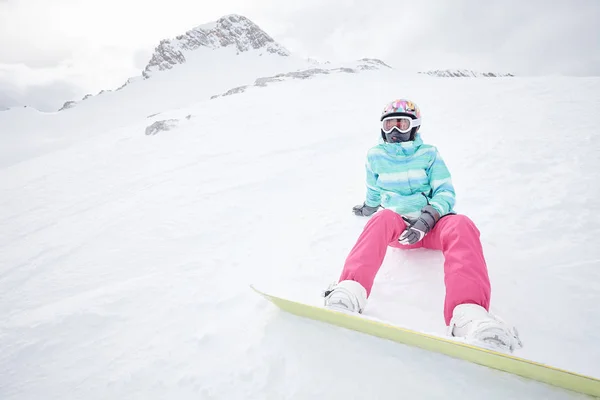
[1, 62, 599, 399]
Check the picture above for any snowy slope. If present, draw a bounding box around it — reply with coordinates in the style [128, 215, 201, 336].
[0, 56, 384, 169]
[1, 64, 600, 399]
[0, 54, 311, 166]
[0, 14, 305, 169]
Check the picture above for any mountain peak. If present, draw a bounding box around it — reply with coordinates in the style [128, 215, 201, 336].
[142, 14, 290, 79]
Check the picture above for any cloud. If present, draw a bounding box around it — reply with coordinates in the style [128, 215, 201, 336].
[0, 88, 19, 110]
[0, 42, 145, 111]
[259, 0, 600, 76]
[133, 49, 153, 70]
[0, 69, 82, 111]
[0, 1, 81, 68]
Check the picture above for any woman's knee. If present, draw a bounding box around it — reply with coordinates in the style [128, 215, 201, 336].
[373, 208, 397, 220]
[365, 209, 406, 235]
[442, 214, 480, 236]
[369, 209, 404, 226]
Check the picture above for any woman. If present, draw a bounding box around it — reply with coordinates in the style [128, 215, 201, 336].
[323, 99, 522, 353]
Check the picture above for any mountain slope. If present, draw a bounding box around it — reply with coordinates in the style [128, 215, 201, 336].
[0, 15, 392, 170]
[1, 64, 599, 399]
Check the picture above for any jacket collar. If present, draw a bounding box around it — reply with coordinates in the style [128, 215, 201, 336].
[381, 133, 424, 156]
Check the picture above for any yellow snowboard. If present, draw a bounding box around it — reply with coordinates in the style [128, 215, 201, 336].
[252, 285, 600, 398]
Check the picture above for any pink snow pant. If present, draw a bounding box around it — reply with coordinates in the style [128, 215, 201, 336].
[340, 209, 491, 325]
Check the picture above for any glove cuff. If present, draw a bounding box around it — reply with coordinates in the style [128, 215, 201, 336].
[420, 205, 441, 231]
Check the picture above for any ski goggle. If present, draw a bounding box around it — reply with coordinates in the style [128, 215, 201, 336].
[381, 116, 421, 134]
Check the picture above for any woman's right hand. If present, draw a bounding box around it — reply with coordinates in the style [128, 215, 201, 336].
[352, 203, 380, 216]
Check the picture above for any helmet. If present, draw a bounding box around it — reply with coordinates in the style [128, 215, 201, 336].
[380, 99, 421, 142]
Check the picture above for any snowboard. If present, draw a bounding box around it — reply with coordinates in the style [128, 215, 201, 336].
[251, 285, 600, 398]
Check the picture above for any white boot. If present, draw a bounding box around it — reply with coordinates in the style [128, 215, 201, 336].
[448, 303, 523, 353]
[323, 280, 368, 313]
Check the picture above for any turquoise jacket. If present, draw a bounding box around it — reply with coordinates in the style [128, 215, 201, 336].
[364, 133, 456, 218]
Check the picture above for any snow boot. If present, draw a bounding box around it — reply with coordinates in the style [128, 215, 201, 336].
[323, 280, 367, 314]
[448, 303, 523, 353]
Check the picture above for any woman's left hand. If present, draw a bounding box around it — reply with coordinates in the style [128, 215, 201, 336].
[398, 206, 440, 245]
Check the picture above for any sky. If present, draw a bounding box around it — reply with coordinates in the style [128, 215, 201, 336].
[1, 0, 599, 111]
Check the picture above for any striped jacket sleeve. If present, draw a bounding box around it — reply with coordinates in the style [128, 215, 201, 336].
[427, 148, 456, 216]
[365, 154, 381, 207]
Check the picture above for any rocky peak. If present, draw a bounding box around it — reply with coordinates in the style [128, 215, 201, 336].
[58, 101, 77, 111]
[142, 14, 289, 78]
[418, 69, 514, 78]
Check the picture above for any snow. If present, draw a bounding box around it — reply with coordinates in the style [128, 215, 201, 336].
[1, 59, 599, 399]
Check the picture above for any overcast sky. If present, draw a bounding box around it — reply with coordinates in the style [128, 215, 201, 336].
[1, 0, 599, 111]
